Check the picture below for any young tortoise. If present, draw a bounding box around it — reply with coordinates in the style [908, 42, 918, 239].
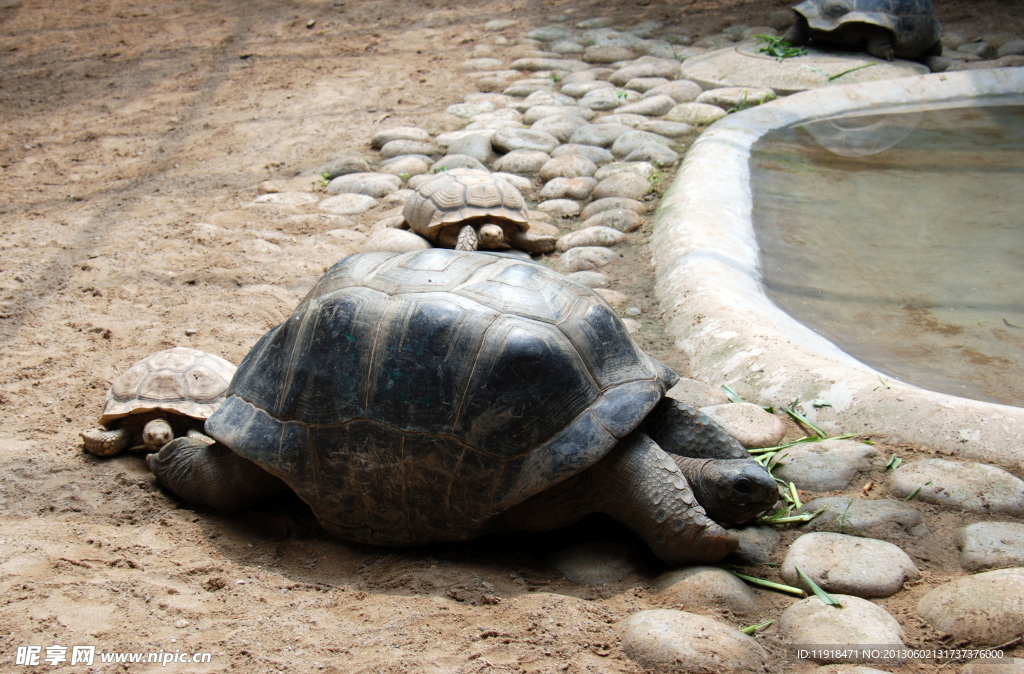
[81, 347, 235, 457]
[148, 250, 778, 564]
[403, 169, 556, 254]
[783, 0, 942, 61]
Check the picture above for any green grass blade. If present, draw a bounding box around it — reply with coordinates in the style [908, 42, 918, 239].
[721, 383, 746, 404]
[740, 619, 775, 635]
[795, 565, 842, 607]
[828, 62, 877, 81]
[732, 572, 806, 597]
[784, 405, 828, 439]
[884, 454, 903, 471]
[904, 480, 932, 501]
[788, 482, 803, 509]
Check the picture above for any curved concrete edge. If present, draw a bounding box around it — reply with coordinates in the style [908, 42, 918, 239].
[652, 67, 1024, 470]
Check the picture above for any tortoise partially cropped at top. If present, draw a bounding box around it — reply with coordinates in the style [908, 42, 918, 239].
[403, 169, 556, 254]
[148, 250, 777, 563]
[783, 0, 942, 61]
[81, 347, 235, 457]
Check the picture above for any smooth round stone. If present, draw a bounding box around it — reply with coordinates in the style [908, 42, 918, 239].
[484, 18, 516, 31]
[370, 126, 430, 149]
[522, 104, 594, 125]
[665, 377, 729, 408]
[560, 69, 603, 84]
[575, 17, 614, 30]
[464, 108, 524, 129]
[470, 71, 521, 94]
[445, 134, 495, 164]
[665, 102, 728, 125]
[251, 192, 318, 208]
[359, 228, 430, 253]
[769, 438, 883, 491]
[530, 115, 590, 143]
[767, 9, 796, 30]
[326, 172, 403, 198]
[580, 197, 646, 220]
[727, 525, 780, 565]
[430, 154, 488, 172]
[640, 119, 694, 138]
[461, 57, 504, 72]
[619, 610, 768, 673]
[568, 123, 633, 148]
[435, 128, 496, 147]
[959, 41, 995, 58]
[316, 154, 373, 179]
[378, 156, 430, 178]
[700, 402, 786, 449]
[609, 58, 683, 85]
[998, 39, 1024, 57]
[595, 113, 649, 128]
[781, 532, 919, 598]
[503, 80, 556, 97]
[556, 246, 618, 272]
[550, 40, 585, 55]
[796, 497, 929, 543]
[625, 143, 680, 167]
[538, 177, 596, 201]
[526, 25, 574, 42]
[779, 595, 905, 663]
[597, 288, 629, 306]
[696, 86, 776, 110]
[653, 566, 757, 615]
[535, 199, 581, 217]
[583, 45, 638, 63]
[888, 459, 1024, 516]
[592, 172, 650, 201]
[644, 79, 703, 102]
[550, 144, 615, 166]
[539, 154, 598, 180]
[406, 173, 436, 191]
[566, 270, 609, 288]
[511, 57, 592, 72]
[491, 128, 560, 154]
[491, 149, 551, 174]
[317, 193, 378, 215]
[594, 161, 656, 181]
[380, 139, 442, 159]
[380, 189, 414, 209]
[616, 94, 678, 116]
[581, 208, 643, 233]
[515, 89, 577, 110]
[624, 76, 670, 92]
[557, 226, 626, 252]
[546, 540, 641, 585]
[918, 568, 1024, 646]
[578, 88, 630, 111]
[560, 80, 615, 98]
[958, 522, 1024, 571]
[491, 172, 533, 193]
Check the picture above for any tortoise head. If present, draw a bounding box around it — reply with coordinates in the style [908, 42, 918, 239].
[675, 457, 780, 527]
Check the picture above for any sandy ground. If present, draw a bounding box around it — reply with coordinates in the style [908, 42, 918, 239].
[2, 0, 1022, 672]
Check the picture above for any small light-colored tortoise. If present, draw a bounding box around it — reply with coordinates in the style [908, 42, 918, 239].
[81, 347, 235, 457]
[403, 169, 556, 254]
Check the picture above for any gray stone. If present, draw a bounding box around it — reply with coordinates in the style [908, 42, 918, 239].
[616, 94, 678, 116]
[461, 57, 503, 72]
[556, 226, 626, 252]
[560, 80, 615, 98]
[579, 197, 646, 221]
[578, 88, 630, 111]
[619, 610, 768, 673]
[435, 128, 496, 148]
[591, 171, 651, 201]
[958, 41, 996, 58]
[510, 57, 592, 72]
[251, 192, 318, 209]
[560, 69, 606, 84]
[538, 177, 596, 201]
[769, 438, 883, 491]
[380, 189, 414, 209]
[767, 9, 797, 30]
[535, 199, 582, 217]
[779, 595, 904, 663]
[546, 540, 641, 585]
[595, 113, 648, 128]
[593, 161, 656, 181]
[326, 172, 403, 199]
[530, 114, 590, 143]
[378, 156, 430, 178]
[609, 58, 683, 85]
[639, 119, 694, 138]
[359, 228, 431, 253]
[464, 109, 524, 130]
[624, 143, 680, 167]
[556, 246, 619, 272]
[523, 104, 593, 126]
[575, 17, 614, 30]
[550, 144, 615, 166]
[380, 139, 442, 159]
[550, 40, 584, 55]
[490, 172, 533, 193]
[470, 71, 521, 94]
[568, 123, 633, 148]
[491, 149, 551, 174]
[430, 154, 488, 173]
[317, 193, 378, 215]
[796, 497, 929, 543]
[526, 25, 574, 42]
[484, 18, 516, 31]
[958, 522, 1024, 571]
[370, 126, 430, 149]
[445, 134, 495, 164]
[727, 525, 781, 565]
[623, 76, 670, 93]
[566, 270, 609, 288]
[665, 377, 729, 408]
[491, 128, 560, 154]
[888, 459, 1024, 516]
[539, 155, 598, 181]
[702, 402, 786, 449]
[515, 88, 578, 109]
[317, 154, 373, 179]
[665, 102, 728, 125]
[696, 87, 776, 110]
[998, 39, 1024, 57]
[781, 532, 919, 598]
[502, 81, 556, 98]
[581, 208, 643, 233]
[918, 568, 1024, 646]
[583, 45, 638, 63]
[654, 566, 757, 614]
[643, 80, 702, 103]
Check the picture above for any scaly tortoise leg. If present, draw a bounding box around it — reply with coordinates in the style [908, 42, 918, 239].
[81, 427, 132, 457]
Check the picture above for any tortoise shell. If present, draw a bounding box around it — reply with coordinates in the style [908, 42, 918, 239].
[403, 169, 529, 243]
[793, 0, 941, 58]
[98, 347, 236, 425]
[205, 249, 676, 545]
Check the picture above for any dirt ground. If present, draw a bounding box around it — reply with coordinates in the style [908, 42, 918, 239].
[2, 0, 1022, 672]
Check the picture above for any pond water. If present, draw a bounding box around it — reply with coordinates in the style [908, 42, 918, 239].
[751, 102, 1024, 407]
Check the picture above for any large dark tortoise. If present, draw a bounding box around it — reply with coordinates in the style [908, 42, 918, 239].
[148, 250, 777, 563]
[783, 0, 942, 61]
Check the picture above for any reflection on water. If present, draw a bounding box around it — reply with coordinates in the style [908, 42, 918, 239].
[751, 103, 1024, 407]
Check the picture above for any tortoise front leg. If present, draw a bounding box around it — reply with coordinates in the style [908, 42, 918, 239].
[866, 32, 895, 60]
[455, 224, 480, 250]
[81, 427, 132, 457]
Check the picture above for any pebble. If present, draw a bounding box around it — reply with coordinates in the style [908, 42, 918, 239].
[538, 177, 596, 200]
[535, 199, 581, 216]
[522, 104, 594, 125]
[624, 143, 679, 167]
[665, 102, 729, 125]
[578, 88, 631, 111]
[546, 540, 641, 584]
[491, 172, 532, 193]
[624, 76, 669, 93]
[917, 568, 1024, 646]
[491, 128, 560, 154]
[957, 522, 1024, 571]
[609, 58, 683, 85]
[778, 595, 905, 663]
[781, 532, 919, 598]
[555, 246, 618, 272]
[359, 229, 430, 253]
[958, 40, 996, 58]
[596, 113, 649, 128]
[510, 56, 592, 72]
[583, 45, 638, 63]
[566, 270, 609, 288]
[326, 172, 402, 198]
[251, 192, 319, 208]
[998, 39, 1024, 57]
[525, 26, 574, 42]
[556, 226, 625, 251]
[539, 154, 598, 180]
[593, 161, 656, 181]
[579, 197, 646, 220]
[700, 402, 786, 449]
[317, 153, 373, 178]
[530, 114, 590, 143]
[561, 80, 615, 97]
[378, 156, 430, 178]
[887, 459, 1024, 516]
[380, 139, 442, 159]
[445, 134, 495, 164]
[796, 497, 929, 543]
[569, 123, 633, 147]
[591, 172, 650, 200]
[619, 610, 768, 673]
[615, 94, 678, 116]
[580, 208, 643, 233]
[484, 18, 516, 32]
[461, 57, 504, 72]
[550, 40, 584, 55]
[644, 79, 703, 102]
[769, 438, 883, 491]
[610, 130, 672, 158]
[654, 566, 757, 614]
[696, 87, 776, 110]
[727, 525, 780, 565]
[430, 154, 488, 172]
[639, 119, 693, 138]
[491, 149, 551, 174]
[317, 193, 378, 215]
[370, 126, 430, 149]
